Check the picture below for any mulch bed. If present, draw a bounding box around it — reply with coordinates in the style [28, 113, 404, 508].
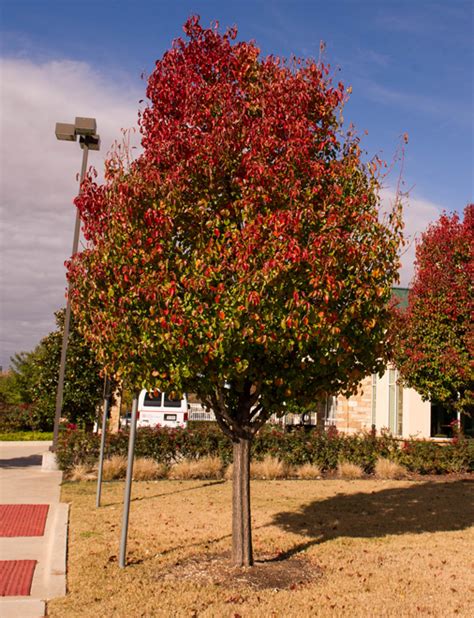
[157, 551, 322, 591]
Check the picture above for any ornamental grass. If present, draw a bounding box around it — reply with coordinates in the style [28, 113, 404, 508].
[337, 461, 365, 480]
[251, 456, 289, 480]
[168, 456, 223, 480]
[68, 464, 97, 482]
[294, 463, 323, 479]
[102, 455, 128, 480]
[132, 458, 168, 481]
[374, 457, 408, 480]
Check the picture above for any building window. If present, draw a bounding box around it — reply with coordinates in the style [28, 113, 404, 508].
[371, 374, 377, 426]
[388, 368, 403, 436]
[430, 403, 457, 438]
[324, 396, 336, 426]
[397, 382, 403, 436]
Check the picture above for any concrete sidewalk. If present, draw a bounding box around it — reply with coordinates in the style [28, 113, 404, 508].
[0, 441, 68, 618]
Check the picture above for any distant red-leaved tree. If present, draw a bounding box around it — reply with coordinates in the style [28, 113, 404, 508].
[68, 17, 403, 566]
[395, 204, 473, 415]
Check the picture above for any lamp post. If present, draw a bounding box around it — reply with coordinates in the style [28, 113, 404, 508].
[52, 118, 100, 451]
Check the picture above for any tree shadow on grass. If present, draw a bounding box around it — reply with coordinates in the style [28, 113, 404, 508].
[269, 479, 474, 561]
[101, 479, 226, 508]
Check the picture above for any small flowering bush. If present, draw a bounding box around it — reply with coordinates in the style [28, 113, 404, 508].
[0, 402, 40, 432]
[56, 426, 101, 470]
[394, 436, 473, 474]
[56, 423, 474, 475]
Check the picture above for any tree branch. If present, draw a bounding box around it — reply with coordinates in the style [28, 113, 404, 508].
[214, 410, 235, 440]
[249, 402, 264, 421]
[250, 412, 271, 434]
[208, 388, 241, 439]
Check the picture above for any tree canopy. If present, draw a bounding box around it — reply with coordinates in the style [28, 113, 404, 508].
[68, 17, 403, 565]
[4, 309, 106, 430]
[395, 204, 473, 414]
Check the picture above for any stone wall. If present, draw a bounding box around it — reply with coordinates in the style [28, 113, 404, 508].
[333, 375, 373, 434]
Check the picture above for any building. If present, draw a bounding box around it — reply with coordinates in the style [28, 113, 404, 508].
[272, 288, 472, 439]
[322, 370, 431, 437]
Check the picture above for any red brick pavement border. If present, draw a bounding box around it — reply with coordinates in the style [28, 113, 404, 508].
[0, 505, 49, 537]
[0, 560, 37, 596]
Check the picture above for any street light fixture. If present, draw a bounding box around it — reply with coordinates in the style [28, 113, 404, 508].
[52, 117, 100, 451]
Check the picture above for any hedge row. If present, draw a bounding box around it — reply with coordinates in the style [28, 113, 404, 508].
[56, 423, 474, 475]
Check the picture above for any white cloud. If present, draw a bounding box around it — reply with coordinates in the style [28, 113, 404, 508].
[380, 188, 443, 288]
[0, 57, 141, 369]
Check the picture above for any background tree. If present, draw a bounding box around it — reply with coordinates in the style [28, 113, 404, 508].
[3, 309, 107, 430]
[0, 353, 37, 406]
[33, 309, 109, 428]
[68, 17, 403, 566]
[395, 204, 473, 415]
[0, 355, 38, 432]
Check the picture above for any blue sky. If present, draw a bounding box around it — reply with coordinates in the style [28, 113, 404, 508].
[0, 0, 473, 367]
[3, 0, 472, 206]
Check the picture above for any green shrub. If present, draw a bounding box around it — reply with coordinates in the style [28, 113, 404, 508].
[55, 424, 474, 475]
[56, 429, 101, 471]
[395, 437, 474, 474]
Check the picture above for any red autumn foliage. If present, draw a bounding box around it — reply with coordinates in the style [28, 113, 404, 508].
[67, 17, 403, 565]
[395, 204, 473, 413]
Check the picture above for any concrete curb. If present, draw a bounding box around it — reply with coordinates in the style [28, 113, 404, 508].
[41, 451, 59, 471]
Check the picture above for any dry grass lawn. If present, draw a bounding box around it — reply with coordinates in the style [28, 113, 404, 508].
[48, 476, 474, 617]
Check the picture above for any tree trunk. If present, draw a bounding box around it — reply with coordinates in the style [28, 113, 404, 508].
[232, 435, 253, 567]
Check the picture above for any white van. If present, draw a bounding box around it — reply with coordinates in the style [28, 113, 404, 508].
[137, 390, 189, 429]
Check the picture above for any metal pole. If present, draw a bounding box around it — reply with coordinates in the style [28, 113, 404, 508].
[119, 395, 138, 568]
[51, 144, 89, 451]
[96, 377, 111, 508]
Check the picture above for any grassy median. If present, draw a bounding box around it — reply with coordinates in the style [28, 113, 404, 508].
[49, 476, 474, 617]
